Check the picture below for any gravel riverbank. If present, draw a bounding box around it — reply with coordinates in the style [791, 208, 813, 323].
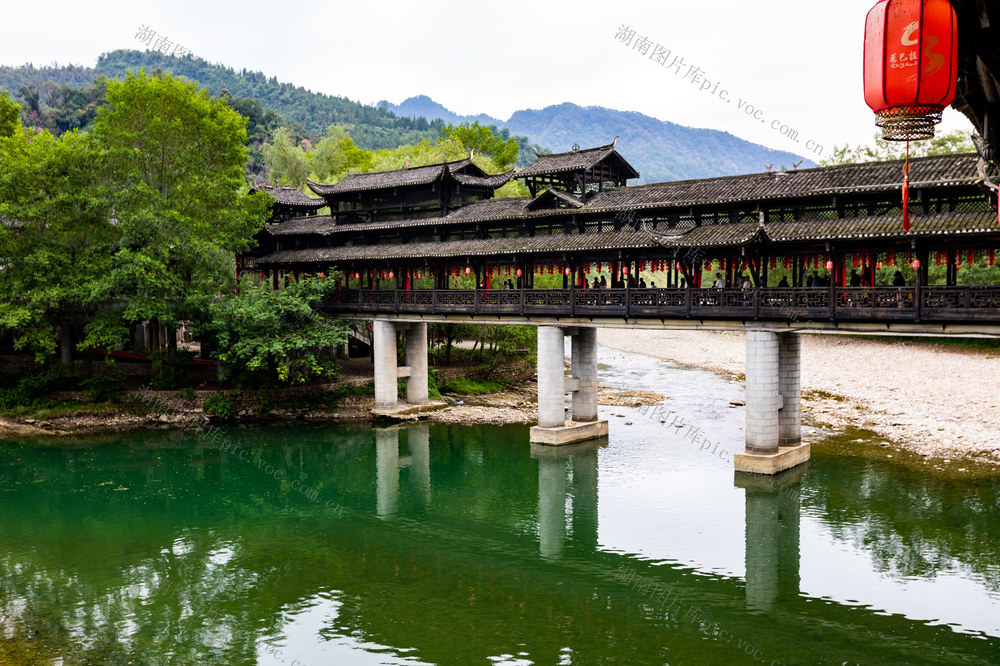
[596, 329, 1000, 465]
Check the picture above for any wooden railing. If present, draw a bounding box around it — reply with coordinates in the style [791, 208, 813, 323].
[321, 286, 1000, 323]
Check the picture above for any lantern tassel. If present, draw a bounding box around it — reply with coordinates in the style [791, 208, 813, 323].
[901, 140, 911, 232]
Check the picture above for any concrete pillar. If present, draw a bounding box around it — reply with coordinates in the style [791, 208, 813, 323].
[537, 326, 566, 428]
[408, 425, 431, 507]
[405, 323, 429, 405]
[570, 328, 598, 422]
[373, 320, 398, 409]
[745, 331, 781, 453]
[778, 332, 802, 446]
[537, 456, 567, 559]
[375, 428, 399, 519]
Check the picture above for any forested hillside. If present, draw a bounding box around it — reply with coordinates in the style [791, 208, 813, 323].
[0, 50, 441, 149]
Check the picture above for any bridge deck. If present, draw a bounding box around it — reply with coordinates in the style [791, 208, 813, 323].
[322, 286, 1000, 330]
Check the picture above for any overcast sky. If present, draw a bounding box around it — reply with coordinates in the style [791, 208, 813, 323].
[1, 0, 975, 160]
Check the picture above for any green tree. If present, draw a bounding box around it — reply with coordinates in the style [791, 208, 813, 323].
[821, 130, 976, 166]
[86, 71, 269, 351]
[308, 125, 373, 182]
[441, 121, 519, 169]
[200, 277, 348, 386]
[0, 109, 112, 361]
[0, 91, 19, 138]
[262, 126, 310, 186]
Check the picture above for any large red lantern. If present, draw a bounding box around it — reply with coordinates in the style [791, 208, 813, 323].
[864, 0, 957, 141]
[864, 0, 958, 231]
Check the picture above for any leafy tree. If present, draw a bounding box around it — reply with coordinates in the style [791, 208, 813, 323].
[262, 126, 310, 186]
[200, 277, 348, 386]
[821, 130, 976, 166]
[0, 111, 112, 361]
[0, 91, 19, 138]
[308, 125, 373, 182]
[441, 120, 520, 169]
[86, 71, 269, 351]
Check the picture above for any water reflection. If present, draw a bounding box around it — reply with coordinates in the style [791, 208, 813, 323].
[736, 465, 806, 611]
[530, 439, 605, 559]
[0, 420, 997, 664]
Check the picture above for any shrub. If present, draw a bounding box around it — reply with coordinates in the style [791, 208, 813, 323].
[150, 349, 193, 389]
[176, 387, 196, 401]
[203, 393, 235, 419]
[79, 374, 125, 403]
[18, 365, 75, 398]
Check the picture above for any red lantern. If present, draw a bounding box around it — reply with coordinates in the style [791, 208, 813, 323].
[864, 0, 957, 141]
[988, 249, 996, 267]
[887, 250, 896, 266]
[826, 260, 834, 271]
[564, 266, 571, 275]
[389, 271, 394, 279]
[465, 266, 471, 275]
[912, 259, 921, 270]
[864, 0, 958, 231]
[516, 268, 522, 277]
[622, 267, 629, 275]
[967, 250, 975, 265]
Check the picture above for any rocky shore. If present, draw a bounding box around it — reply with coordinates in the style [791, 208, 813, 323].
[596, 329, 1000, 466]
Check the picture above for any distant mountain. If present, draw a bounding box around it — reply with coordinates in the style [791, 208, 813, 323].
[379, 95, 501, 127]
[1, 53, 813, 183]
[383, 96, 814, 183]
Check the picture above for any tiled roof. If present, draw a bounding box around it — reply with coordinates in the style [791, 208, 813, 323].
[270, 154, 983, 240]
[259, 210, 999, 265]
[516, 143, 640, 179]
[256, 185, 325, 208]
[587, 153, 979, 211]
[257, 230, 657, 264]
[527, 188, 585, 210]
[645, 210, 998, 247]
[306, 159, 511, 196]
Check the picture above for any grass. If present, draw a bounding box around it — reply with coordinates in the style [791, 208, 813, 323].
[0, 401, 134, 420]
[438, 377, 506, 395]
[851, 334, 1000, 352]
[811, 426, 1000, 480]
[803, 389, 848, 402]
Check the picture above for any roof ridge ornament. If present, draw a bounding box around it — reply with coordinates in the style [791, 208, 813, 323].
[612, 135, 619, 148]
[571, 143, 580, 152]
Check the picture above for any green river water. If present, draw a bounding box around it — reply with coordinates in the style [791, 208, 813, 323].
[1, 347, 998, 665]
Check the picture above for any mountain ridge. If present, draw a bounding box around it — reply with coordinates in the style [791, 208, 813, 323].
[382, 96, 814, 183]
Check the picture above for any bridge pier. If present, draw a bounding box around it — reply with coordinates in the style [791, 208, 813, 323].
[530, 326, 608, 445]
[736, 331, 809, 474]
[373, 320, 437, 416]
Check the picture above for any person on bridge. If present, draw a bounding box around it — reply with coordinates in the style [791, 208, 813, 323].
[639, 278, 647, 288]
[777, 276, 790, 288]
[893, 270, 906, 286]
[713, 273, 726, 289]
[850, 269, 862, 287]
[809, 271, 821, 288]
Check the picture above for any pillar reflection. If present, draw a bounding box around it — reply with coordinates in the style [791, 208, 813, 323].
[735, 463, 807, 611]
[531, 438, 606, 560]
